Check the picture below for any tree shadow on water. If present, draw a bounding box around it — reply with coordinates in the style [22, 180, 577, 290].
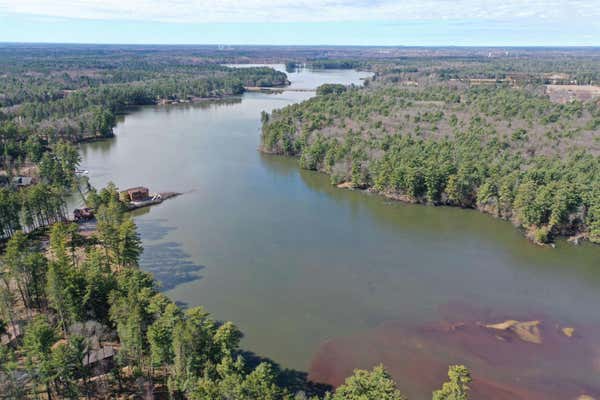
[135, 218, 178, 241]
[140, 241, 204, 291]
[239, 350, 332, 398]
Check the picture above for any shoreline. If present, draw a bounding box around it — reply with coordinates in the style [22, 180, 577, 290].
[260, 148, 592, 247]
[74, 83, 292, 144]
[355, 183, 589, 246]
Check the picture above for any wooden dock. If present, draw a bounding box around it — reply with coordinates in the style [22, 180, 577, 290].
[126, 192, 181, 211]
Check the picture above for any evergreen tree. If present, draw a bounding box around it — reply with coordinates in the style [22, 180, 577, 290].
[327, 365, 406, 400]
[432, 365, 472, 400]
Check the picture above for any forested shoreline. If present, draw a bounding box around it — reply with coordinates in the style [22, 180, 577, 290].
[261, 60, 600, 245]
[0, 47, 288, 143]
[0, 47, 287, 237]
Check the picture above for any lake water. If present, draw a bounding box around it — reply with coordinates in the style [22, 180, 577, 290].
[79, 65, 600, 399]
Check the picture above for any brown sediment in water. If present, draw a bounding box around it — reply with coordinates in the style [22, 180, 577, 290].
[308, 302, 600, 400]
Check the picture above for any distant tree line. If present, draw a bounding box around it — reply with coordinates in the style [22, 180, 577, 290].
[308, 59, 364, 70]
[0, 48, 288, 143]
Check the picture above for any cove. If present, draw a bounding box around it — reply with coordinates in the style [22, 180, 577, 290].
[78, 65, 600, 399]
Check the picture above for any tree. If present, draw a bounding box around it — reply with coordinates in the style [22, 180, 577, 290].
[0, 346, 27, 398]
[117, 216, 143, 267]
[169, 307, 216, 395]
[46, 223, 80, 334]
[327, 365, 406, 400]
[317, 84, 347, 96]
[23, 316, 58, 400]
[213, 321, 243, 360]
[24, 135, 44, 163]
[514, 180, 540, 227]
[81, 248, 117, 324]
[46, 262, 69, 335]
[190, 355, 289, 400]
[241, 362, 286, 400]
[3, 231, 47, 311]
[96, 198, 125, 264]
[588, 188, 600, 243]
[50, 335, 87, 399]
[147, 296, 182, 368]
[432, 365, 472, 400]
[52, 142, 81, 190]
[0, 274, 16, 330]
[109, 268, 156, 373]
[3, 231, 33, 310]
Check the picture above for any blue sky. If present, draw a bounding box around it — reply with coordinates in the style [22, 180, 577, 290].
[1, 0, 599, 46]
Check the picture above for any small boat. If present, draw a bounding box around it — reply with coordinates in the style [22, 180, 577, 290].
[75, 169, 89, 175]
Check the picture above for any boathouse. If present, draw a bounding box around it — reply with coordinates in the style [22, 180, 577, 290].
[121, 186, 150, 202]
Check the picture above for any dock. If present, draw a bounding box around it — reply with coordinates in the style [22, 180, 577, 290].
[126, 192, 181, 211]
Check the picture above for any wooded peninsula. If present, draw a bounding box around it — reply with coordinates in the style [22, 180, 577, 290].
[262, 54, 600, 245]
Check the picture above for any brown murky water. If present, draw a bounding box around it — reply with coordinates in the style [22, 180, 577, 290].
[309, 301, 600, 399]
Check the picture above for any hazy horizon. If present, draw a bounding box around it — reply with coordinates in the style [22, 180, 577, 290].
[3, 42, 600, 48]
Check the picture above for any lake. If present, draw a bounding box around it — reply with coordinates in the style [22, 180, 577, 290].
[79, 65, 600, 399]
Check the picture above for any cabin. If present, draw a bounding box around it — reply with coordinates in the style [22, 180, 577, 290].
[83, 345, 117, 375]
[84, 345, 116, 367]
[120, 186, 150, 202]
[12, 176, 33, 187]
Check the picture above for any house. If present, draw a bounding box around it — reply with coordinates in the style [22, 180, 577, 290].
[121, 186, 150, 202]
[12, 176, 33, 187]
[84, 345, 116, 366]
[83, 345, 117, 374]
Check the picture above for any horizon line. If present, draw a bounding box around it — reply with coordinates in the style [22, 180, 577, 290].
[2, 41, 600, 49]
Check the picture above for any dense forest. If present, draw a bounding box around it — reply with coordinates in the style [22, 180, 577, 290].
[262, 59, 600, 244]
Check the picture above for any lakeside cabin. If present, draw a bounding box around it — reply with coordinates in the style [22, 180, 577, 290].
[120, 186, 150, 203]
[83, 345, 117, 370]
[12, 176, 33, 187]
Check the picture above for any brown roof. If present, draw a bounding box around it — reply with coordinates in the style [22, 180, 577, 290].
[83, 345, 116, 366]
[125, 186, 149, 193]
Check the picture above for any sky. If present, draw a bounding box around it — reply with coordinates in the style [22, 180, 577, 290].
[0, 0, 599, 46]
